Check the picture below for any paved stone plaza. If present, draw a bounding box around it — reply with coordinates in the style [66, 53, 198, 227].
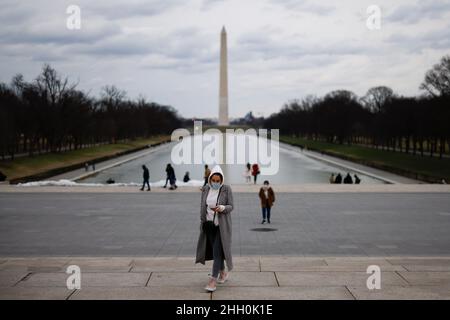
[1, 186, 449, 299]
[1, 256, 450, 299]
[1, 190, 449, 256]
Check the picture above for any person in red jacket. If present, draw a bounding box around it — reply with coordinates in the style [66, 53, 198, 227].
[259, 180, 275, 224]
[251, 163, 260, 184]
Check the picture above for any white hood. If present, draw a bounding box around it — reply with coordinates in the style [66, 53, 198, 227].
[208, 165, 224, 187]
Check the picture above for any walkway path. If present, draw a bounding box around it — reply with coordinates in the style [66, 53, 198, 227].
[1, 191, 449, 257]
[1, 256, 449, 299]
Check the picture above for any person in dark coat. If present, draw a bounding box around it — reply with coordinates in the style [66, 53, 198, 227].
[183, 171, 190, 183]
[354, 174, 361, 184]
[167, 164, 177, 190]
[163, 164, 171, 188]
[251, 163, 260, 184]
[259, 180, 275, 224]
[140, 165, 151, 191]
[343, 173, 353, 184]
[0, 170, 6, 182]
[334, 173, 343, 184]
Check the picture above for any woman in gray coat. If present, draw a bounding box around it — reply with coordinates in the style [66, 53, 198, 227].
[195, 165, 234, 292]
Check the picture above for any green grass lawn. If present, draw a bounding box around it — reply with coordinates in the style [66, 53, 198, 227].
[281, 136, 450, 182]
[0, 135, 170, 181]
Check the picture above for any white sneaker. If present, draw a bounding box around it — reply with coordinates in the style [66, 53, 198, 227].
[217, 272, 229, 284]
[205, 277, 217, 292]
[204, 284, 217, 292]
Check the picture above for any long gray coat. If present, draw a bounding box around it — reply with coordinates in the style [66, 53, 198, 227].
[195, 184, 234, 271]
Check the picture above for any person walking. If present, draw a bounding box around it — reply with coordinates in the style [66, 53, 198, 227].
[259, 180, 275, 224]
[183, 171, 190, 183]
[354, 174, 361, 184]
[140, 165, 151, 191]
[163, 164, 171, 188]
[196, 165, 234, 292]
[0, 170, 6, 182]
[244, 163, 251, 184]
[251, 163, 260, 184]
[167, 164, 177, 190]
[203, 165, 211, 187]
[334, 173, 342, 184]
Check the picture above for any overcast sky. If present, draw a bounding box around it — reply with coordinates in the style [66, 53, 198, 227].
[1, 0, 449, 119]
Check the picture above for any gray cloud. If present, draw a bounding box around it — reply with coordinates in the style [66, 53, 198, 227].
[0, 23, 121, 46]
[269, 0, 335, 15]
[387, 0, 450, 24]
[0, 0, 449, 118]
[201, 0, 228, 11]
[233, 29, 377, 62]
[386, 24, 450, 52]
[85, 0, 185, 20]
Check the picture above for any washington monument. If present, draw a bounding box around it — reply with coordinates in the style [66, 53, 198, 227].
[218, 26, 229, 126]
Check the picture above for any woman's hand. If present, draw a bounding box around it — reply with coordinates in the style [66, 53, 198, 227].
[211, 205, 225, 213]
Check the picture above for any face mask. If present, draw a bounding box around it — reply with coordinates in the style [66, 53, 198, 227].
[211, 182, 221, 190]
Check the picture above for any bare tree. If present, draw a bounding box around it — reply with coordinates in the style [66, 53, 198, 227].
[100, 85, 127, 110]
[0, 64, 182, 161]
[35, 64, 76, 105]
[363, 86, 394, 113]
[420, 55, 450, 97]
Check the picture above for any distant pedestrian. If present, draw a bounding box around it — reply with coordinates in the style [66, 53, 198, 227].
[251, 163, 260, 184]
[167, 164, 177, 190]
[203, 165, 211, 187]
[140, 165, 151, 191]
[0, 170, 6, 182]
[183, 171, 190, 183]
[259, 180, 275, 224]
[92, 162, 96, 171]
[334, 173, 342, 184]
[244, 163, 252, 184]
[343, 173, 353, 184]
[106, 178, 115, 184]
[329, 173, 335, 184]
[163, 164, 171, 188]
[84, 162, 89, 172]
[354, 174, 361, 184]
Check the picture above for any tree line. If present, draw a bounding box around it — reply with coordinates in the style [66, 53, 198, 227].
[0, 65, 182, 160]
[264, 55, 450, 159]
